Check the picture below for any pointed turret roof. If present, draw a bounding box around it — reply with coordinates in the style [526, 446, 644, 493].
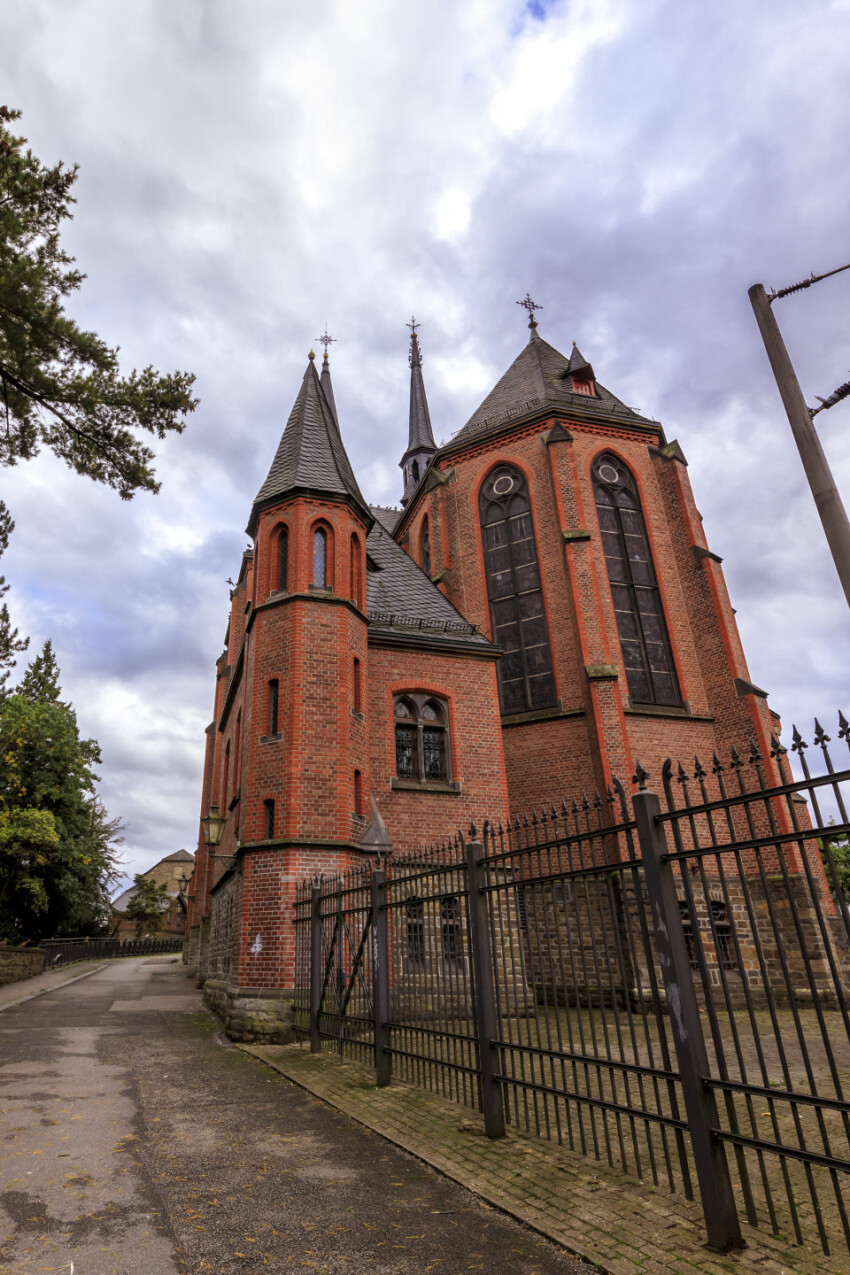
[451, 329, 652, 443]
[248, 353, 370, 534]
[320, 350, 339, 426]
[401, 326, 436, 462]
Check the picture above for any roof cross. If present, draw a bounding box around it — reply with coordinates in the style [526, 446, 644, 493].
[516, 292, 542, 330]
[316, 326, 337, 356]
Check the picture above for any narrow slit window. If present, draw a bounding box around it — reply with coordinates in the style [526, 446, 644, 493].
[313, 527, 327, 587]
[593, 454, 681, 707]
[420, 517, 431, 577]
[350, 534, 361, 606]
[268, 679, 279, 735]
[278, 527, 288, 591]
[353, 769, 363, 816]
[264, 798, 275, 839]
[353, 657, 361, 714]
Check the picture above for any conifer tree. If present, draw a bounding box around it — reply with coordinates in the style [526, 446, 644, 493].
[0, 642, 123, 941]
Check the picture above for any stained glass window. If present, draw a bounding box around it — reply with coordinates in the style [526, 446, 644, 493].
[393, 694, 449, 783]
[593, 454, 681, 706]
[479, 464, 556, 714]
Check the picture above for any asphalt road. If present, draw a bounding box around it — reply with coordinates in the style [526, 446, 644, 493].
[0, 957, 591, 1274]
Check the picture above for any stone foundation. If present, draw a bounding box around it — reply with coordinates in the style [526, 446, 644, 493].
[185, 924, 200, 975]
[0, 946, 45, 987]
[195, 916, 211, 985]
[203, 978, 294, 1043]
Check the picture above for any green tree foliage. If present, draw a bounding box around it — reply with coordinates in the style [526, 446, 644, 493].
[820, 825, 850, 899]
[0, 642, 123, 941]
[0, 105, 197, 693]
[0, 105, 197, 499]
[124, 874, 173, 938]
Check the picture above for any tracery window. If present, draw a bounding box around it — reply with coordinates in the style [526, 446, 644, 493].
[440, 895, 462, 962]
[406, 896, 424, 963]
[394, 694, 449, 783]
[313, 526, 327, 587]
[277, 526, 288, 591]
[593, 454, 681, 706]
[420, 517, 431, 577]
[479, 464, 556, 714]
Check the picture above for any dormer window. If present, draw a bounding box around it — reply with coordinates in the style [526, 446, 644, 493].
[571, 375, 597, 397]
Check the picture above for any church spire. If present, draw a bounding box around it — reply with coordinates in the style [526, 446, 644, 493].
[317, 327, 339, 425]
[247, 350, 370, 536]
[399, 317, 437, 504]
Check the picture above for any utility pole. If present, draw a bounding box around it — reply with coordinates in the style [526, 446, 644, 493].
[749, 274, 850, 609]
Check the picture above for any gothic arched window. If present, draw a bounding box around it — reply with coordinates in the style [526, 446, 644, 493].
[593, 454, 681, 706]
[277, 526, 288, 592]
[479, 464, 556, 714]
[313, 526, 327, 588]
[420, 517, 431, 577]
[394, 694, 449, 782]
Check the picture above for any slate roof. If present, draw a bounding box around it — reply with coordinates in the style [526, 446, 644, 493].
[452, 332, 654, 443]
[366, 512, 490, 648]
[402, 330, 437, 460]
[370, 505, 402, 533]
[249, 356, 370, 529]
[320, 352, 339, 425]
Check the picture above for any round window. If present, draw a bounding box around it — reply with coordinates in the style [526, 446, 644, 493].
[598, 463, 619, 484]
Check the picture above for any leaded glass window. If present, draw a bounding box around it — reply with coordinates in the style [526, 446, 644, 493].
[593, 454, 681, 706]
[479, 464, 556, 714]
[313, 526, 327, 587]
[393, 694, 449, 783]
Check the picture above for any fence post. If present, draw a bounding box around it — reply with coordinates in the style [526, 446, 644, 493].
[310, 884, 322, 1054]
[371, 868, 392, 1087]
[633, 787, 744, 1252]
[465, 833, 506, 1139]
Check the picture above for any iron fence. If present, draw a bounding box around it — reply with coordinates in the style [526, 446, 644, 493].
[293, 715, 850, 1256]
[41, 936, 185, 965]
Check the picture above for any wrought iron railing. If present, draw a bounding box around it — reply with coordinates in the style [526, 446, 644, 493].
[293, 715, 850, 1256]
[41, 936, 185, 965]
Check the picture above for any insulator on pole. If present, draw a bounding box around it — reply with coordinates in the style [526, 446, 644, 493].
[810, 376, 850, 417]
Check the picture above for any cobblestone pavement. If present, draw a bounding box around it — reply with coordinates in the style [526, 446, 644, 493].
[0, 957, 590, 1273]
[243, 1042, 847, 1275]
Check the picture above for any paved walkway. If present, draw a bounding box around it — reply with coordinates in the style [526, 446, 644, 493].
[244, 1043, 846, 1275]
[0, 958, 588, 1273]
[0, 958, 107, 1010]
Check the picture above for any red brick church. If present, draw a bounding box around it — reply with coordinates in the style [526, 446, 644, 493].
[185, 301, 777, 1039]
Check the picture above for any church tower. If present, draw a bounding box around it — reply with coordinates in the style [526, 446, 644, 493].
[399, 320, 437, 503]
[193, 349, 374, 1038]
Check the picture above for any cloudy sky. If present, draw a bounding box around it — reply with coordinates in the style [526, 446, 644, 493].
[2, 0, 849, 889]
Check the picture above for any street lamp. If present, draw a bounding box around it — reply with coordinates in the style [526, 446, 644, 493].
[200, 806, 226, 851]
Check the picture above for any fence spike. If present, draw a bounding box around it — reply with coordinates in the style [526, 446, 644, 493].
[711, 750, 724, 775]
[729, 744, 742, 770]
[748, 737, 762, 764]
[838, 708, 850, 740]
[769, 732, 787, 758]
[677, 760, 688, 785]
[791, 724, 807, 752]
[581, 792, 590, 812]
[571, 796, 579, 815]
[813, 717, 830, 747]
[693, 754, 706, 780]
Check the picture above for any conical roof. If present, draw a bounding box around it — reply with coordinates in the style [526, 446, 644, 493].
[320, 351, 339, 426]
[403, 330, 436, 460]
[452, 332, 651, 443]
[248, 355, 370, 533]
